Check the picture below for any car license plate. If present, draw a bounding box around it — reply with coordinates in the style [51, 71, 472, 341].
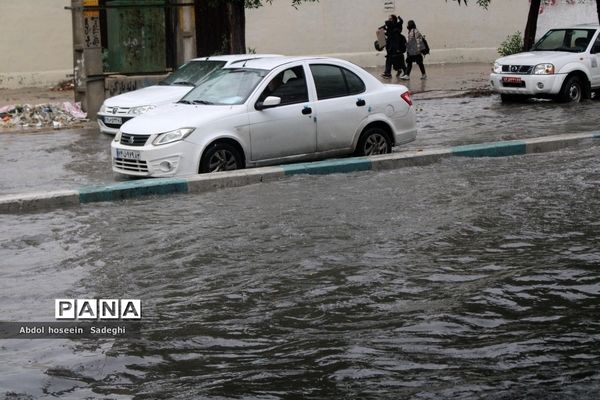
[501, 77, 522, 84]
[116, 149, 141, 160]
[104, 116, 122, 124]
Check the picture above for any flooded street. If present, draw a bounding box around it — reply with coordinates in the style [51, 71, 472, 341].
[2, 145, 600, 398]
[0, 95, 599, 194]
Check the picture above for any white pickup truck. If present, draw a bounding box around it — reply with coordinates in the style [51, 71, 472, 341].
[490, 24, 600, 102]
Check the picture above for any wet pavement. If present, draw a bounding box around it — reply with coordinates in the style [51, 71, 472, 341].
[1, 91, 599, 194]
[2, 63, 600, 398]
[1, 145, 600, 398]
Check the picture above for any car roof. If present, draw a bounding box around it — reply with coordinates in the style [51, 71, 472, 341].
[188, 54, 282, 65]
[550, 23, 600, 30]
[221, 56, 354, 71]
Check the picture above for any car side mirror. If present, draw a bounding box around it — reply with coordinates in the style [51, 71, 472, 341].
[255, 96, 281, 110]
[592, 45, 600, 54]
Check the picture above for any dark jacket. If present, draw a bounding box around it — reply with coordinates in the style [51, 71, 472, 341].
[384, 20, 404, 54]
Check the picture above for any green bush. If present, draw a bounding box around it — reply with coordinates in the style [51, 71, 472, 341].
[498, 32, 523, 57]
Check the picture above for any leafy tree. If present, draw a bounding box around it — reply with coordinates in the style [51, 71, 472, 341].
[447, 0, 491, 9]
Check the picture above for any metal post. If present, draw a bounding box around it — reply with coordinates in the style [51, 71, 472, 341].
[70, 0, 105, 120]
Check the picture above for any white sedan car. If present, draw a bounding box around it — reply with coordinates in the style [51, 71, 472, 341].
[111, 56, 417, 176]
[97, 54, 278, 135]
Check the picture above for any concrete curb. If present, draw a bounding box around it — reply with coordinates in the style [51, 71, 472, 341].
[1, 132, 599, 214]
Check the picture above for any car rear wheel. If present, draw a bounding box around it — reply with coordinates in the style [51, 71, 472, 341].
[558, 76, 583, 103]
[199, 142, 243, 173]
[355, 127, 392, 156]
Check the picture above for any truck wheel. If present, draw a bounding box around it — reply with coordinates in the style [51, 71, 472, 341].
[557, 76, 583, 103]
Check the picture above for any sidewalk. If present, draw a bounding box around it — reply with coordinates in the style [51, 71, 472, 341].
[366, 62, 492, 100]
[0, 62, 492, 133]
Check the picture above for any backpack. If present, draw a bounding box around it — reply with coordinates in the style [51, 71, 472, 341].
[421, 36, 430, 55]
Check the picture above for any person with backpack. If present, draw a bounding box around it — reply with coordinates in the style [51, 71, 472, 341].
[380, 14, 404, 79]
[400, 20, 427, 80]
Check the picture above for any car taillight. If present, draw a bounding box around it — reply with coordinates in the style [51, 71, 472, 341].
[401, 91, 413, 106]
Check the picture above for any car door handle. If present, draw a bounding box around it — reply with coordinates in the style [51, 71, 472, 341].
[302, 106, 312, 115]
[356, 99, 366, 107]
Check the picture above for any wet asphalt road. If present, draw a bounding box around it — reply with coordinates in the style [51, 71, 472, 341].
[1, 88, 600, 398]
[1, 144, 599, 398]
[0, 94, 599, 194]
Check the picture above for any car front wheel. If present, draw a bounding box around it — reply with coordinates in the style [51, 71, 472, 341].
[558, 76, 583, 103]
[355, 127, 392, 156]
[199, 142, 244, 173]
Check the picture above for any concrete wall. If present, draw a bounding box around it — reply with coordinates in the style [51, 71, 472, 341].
[2, 0, 598, 90]
[537, 0, 599, 40]
[245, 0, 529, 66]
[0, 0, 73, 89]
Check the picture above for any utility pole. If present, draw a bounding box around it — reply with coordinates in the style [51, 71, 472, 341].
[70, 0, 104, 119]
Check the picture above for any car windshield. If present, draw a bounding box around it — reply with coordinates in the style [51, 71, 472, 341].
[532, 29, 596, 52]
[160, 60, 226, 86]
[179, 68, 268, 105]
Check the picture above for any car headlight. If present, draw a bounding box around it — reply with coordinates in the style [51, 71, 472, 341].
[493, 62, 503, 74]
[152, 128, 195, 146]
[533, 63, 555, 75]
[128, 105, 156, 116]
[99, 103, 107, 114]
[113, 130, 122, 142]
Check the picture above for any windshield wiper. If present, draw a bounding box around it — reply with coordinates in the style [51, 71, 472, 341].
[192, 100, 214, 105]
[171, 81, 195, 86]
[177, 99, 193, 104]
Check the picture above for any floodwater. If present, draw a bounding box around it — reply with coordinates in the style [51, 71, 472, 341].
[1, 95, 599, 194]
[1, 144, 600, 398]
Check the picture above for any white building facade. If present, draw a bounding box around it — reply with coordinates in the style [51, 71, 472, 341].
[2, 0, 599, 89]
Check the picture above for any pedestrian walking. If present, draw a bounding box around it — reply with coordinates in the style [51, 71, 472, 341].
[400, 20, 427, 80]
[380, 14, 404, 79]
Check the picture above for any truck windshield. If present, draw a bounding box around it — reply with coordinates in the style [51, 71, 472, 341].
[532, 29, 596, 52]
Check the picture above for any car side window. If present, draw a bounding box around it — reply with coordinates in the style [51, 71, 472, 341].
[593, 36, 600, 54]
[257, 66, 308, 106]
[310, 64, 366, 100]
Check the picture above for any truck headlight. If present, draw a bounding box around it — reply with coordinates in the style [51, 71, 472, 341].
[533, 64, 555, 75]
[128, 105, 156, 115]
[152, 128, 195, 146]
[493, 62, 503, 74]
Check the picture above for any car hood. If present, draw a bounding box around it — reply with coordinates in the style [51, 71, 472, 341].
[121, 103, 240, 134]
[103, 85, 193, 108]
[496, 51, 578, 66]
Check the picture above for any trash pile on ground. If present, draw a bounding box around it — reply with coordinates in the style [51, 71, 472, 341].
[0, 102, 88, 130]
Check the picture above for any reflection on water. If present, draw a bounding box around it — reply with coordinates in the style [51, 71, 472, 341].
[1, 146, 600, 398]
[410, 96, 600, 149]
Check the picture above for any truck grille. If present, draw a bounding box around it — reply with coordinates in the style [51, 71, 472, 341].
[501, 65, 534, 74]
[120, 133, 150, 146]
[113, 158, 149, 173]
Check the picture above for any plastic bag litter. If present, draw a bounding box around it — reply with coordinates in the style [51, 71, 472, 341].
[0, 102, 88, 130]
